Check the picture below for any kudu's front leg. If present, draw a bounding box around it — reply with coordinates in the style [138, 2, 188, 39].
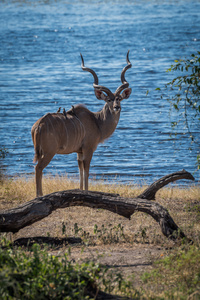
[77, 151, 93, 191]
[83, 151, 93, 191]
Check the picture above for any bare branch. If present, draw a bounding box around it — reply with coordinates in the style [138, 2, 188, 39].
[137, 169, 195, 200]
[0, 171, 194, 241]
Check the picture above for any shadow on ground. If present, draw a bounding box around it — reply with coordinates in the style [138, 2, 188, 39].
[13, 236, 82, 248]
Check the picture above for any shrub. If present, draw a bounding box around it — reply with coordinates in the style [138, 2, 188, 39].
[0, 243, 100, 299]
[142, 245, 200, 299]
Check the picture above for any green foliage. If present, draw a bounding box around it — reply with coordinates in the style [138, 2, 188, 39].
[93, 223, 126, 244]
[0, 239, 139, 299]
[0, 243, 100, 299]
[133, 226, 150, 244]
[0, 148, 8, 160]
[197, 154, 200, 170]
[0, 147, 8, 180]
[185, 201, 200, 222]
[158, 51, 200, 145]
[142, 245, 200, 299]
[61, 222, 127, 245]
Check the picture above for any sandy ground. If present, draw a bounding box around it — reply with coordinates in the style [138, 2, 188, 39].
[5, 205, 175, 287]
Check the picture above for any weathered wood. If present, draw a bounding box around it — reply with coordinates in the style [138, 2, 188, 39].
[138, 169, 195, 200]
[0, 170, 195, 241]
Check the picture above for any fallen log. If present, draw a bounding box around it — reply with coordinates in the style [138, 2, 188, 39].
[0, 170, 195, 240]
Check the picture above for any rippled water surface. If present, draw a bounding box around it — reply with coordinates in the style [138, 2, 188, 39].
[0, 0, 200, 185]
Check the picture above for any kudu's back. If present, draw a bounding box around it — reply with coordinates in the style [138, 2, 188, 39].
[31, 110, 86, 163]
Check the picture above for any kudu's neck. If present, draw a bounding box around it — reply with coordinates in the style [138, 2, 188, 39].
[95, 103, 120, 142]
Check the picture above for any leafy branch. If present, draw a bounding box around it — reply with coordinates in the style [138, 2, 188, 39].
[156, 51, 200, 144]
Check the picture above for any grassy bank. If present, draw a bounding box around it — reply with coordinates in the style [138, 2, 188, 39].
[0, 175, 200, 299]
[0, 174, 199, 207]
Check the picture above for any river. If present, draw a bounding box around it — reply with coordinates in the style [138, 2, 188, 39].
[0, 0, 200, 186]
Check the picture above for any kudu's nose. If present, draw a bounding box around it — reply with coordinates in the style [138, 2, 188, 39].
[113, 105, 121, 112]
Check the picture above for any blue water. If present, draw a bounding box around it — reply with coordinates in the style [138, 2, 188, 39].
[0, 0, 200, 186]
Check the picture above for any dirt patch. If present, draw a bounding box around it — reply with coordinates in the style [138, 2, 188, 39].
[67, 244, 164, 281]
[13, 235, 163, 278]
[5, 205, 174, 286]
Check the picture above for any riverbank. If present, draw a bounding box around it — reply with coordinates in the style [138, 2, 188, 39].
[0, 175, 200, 298]
[1, 174, 199, 206]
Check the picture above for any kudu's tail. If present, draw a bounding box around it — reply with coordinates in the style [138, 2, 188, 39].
[31, 126, 42, 163]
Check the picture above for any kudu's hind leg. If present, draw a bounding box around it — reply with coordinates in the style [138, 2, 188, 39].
[77, 153, 84, 190]
[35, 153, 54, 197]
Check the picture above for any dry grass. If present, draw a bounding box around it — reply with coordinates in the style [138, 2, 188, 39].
[0, 174, 144, 211]
[0, 174, 199, 207]
[0, 174, 199, 245]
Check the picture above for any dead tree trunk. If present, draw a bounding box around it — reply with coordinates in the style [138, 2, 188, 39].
[0, 170, 194, 240]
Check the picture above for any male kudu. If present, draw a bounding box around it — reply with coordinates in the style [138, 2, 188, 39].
[31, 51, 132, 196]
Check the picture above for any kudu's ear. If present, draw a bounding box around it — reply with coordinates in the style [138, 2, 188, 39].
[120, 88, 132, 100]
[95, 89, 108, 101]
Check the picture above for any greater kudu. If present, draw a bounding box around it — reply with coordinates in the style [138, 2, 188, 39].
[31, 51, 132, 196]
